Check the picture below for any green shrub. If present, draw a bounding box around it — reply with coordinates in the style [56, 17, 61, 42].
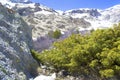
[31, 23, 120, 79]
[99, 69, 114, 78]
[48, 29, 61, 39]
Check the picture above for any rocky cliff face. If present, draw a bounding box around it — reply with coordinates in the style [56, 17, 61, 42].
[0, 4, 38, 80]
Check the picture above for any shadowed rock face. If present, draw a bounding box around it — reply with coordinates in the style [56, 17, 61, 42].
[0, 5, 38, 80]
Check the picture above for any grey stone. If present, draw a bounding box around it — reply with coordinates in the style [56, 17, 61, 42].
[0, 5, 38, 80]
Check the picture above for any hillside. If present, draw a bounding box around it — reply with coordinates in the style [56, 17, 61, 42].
[0, 0, 120, 80]
[31, 23, 120, 80]
[0, 0, 120, 39]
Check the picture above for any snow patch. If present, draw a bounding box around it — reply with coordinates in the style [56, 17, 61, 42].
[34, 73, 56, 80]
[34, 11, 53, 15]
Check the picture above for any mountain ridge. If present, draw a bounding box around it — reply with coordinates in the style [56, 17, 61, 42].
[0, 0, 120, 39]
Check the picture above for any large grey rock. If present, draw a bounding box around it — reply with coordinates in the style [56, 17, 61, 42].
[0, 5, 38, 80]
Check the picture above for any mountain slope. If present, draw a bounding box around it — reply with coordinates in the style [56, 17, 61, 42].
[1, 0, 120, 36]
[1, 0, 119, 52]
[9, 1, 120, 38]
[9, 2, 91, 39]
[64, 4, 120, 29]
[0, 1, 120, 79]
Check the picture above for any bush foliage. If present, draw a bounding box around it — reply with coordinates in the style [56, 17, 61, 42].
[31, 23, 120, 79]
[48, 29, 61, 39]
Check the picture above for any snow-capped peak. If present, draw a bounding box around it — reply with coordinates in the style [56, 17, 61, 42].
[0, 0, 15, 8]
[8, 0, 31, 3]
[0, 0, 55, 15]
[106, 4, 120, 10]
[0, 0, 32, 8]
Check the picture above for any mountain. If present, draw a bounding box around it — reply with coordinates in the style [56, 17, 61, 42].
[1, 0, 119, 51]
[0, 4, 38, 80]
[63, 7, 120, 30]
[1, 1, 120, 34]
[21, 4, 120, 38]
[0, 0, 120, 79]
[6, 1, 120, 37]
[0, 0, 31, 8]
[9, 2, 91, 38]
[101, 5, 120, 22]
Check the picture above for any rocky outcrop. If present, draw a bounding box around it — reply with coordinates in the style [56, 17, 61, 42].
[24, 13, 91, 39]
[12, 3, 57, 16]
[0, 5, 38, 80]
[64, 9, 101, 17]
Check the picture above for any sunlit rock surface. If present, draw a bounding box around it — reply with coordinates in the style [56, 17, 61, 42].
[0, 5, 38, 80]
